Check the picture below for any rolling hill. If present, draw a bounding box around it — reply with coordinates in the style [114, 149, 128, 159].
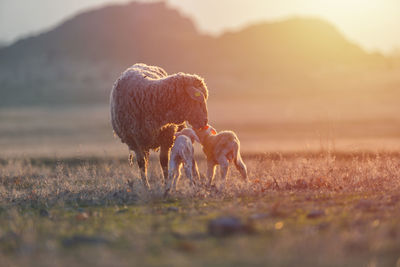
[0, 1, 392, 107]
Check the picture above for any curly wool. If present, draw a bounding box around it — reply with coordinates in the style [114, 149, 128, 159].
[110, 63, 208, 153]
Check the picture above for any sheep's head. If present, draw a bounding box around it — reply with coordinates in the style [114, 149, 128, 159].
[183, 75, 209, 129]
[175, 128, 200, 144]
[195, 124, 217, 143]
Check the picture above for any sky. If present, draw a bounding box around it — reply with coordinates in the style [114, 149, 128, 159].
[0, 0, 399, 54]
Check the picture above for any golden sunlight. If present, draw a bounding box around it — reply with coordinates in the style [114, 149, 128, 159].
[169, 0, 399, 53]
[296, 0, 396, 52]
[2, 1, 400, 265]
[310, 0, 380, 22]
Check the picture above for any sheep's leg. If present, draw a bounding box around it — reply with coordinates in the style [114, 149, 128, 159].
[159, 146, 171, 186]
[206, 160, 217, 187]
[234, 153, 248, 182]
[129, 151, 134, 166]
[217, 156, 229, 191]
[158, 125, 175, 186]
[136, 150, 150, 190]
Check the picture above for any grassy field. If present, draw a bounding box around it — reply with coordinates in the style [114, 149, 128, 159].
[1, 153, 400, 266]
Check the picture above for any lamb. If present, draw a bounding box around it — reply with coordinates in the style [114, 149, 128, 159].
[110, 63, 209, 189]
[195, 125, 248, 191]
[164, 128, 201, 195]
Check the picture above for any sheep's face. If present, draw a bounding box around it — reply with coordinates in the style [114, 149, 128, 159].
[184, 86, 208, 129]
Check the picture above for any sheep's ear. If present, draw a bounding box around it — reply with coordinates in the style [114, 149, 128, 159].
[185, 86, 204, 103]
[210, 129, 217, 135]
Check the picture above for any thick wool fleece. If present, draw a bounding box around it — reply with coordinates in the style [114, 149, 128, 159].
[110, 63, 209, 153]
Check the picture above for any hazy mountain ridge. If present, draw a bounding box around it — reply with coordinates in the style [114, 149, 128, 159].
[216, 17, 383, 67]
[0, 1, 395, 107]
[0, 2, 203, 65]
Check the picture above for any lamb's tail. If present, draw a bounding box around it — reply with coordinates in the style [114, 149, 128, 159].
[233, 142, 248, 181]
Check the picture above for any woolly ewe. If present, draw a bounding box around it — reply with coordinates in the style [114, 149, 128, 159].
[110, 63, 209, 189]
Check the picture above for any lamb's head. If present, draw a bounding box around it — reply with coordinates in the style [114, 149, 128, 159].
[179, 74, 209, 129]
[175, 128, 200, 143]
[195, 124, 217, 143]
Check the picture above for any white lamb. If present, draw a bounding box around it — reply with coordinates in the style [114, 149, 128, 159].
[195, 125, 248, 191]
[165, 128, 201, 195]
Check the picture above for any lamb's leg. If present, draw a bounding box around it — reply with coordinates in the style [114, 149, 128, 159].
[136, 150, 150, 190]
[164, 160, 178, 196]
[206, 160, 217, 186]
[183, 161, 194, 187]
[234, 153, 248, 181]
[217, 156, 229, 191]
[159, 145, 171, 186]
[172, 164, 182, 191]
[192, 159, 200, 184]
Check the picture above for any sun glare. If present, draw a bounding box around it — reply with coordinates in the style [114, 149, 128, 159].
[170, 0, 399, 53]
[311, 0, 380, 19]
[301, 0, 395, 52]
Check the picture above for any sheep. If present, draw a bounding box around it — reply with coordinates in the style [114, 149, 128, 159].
[110, 63, 209, 189]
[164, 128, 201, 195]
[195, 125, 248, 191]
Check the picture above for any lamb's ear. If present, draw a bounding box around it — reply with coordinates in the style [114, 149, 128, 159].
[185, 86, 204, 103]
[192, 133, 200, 143]
[206, 126, 217, 135]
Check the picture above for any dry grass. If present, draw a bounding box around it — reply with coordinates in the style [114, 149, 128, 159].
[1, 153, 400, 266]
